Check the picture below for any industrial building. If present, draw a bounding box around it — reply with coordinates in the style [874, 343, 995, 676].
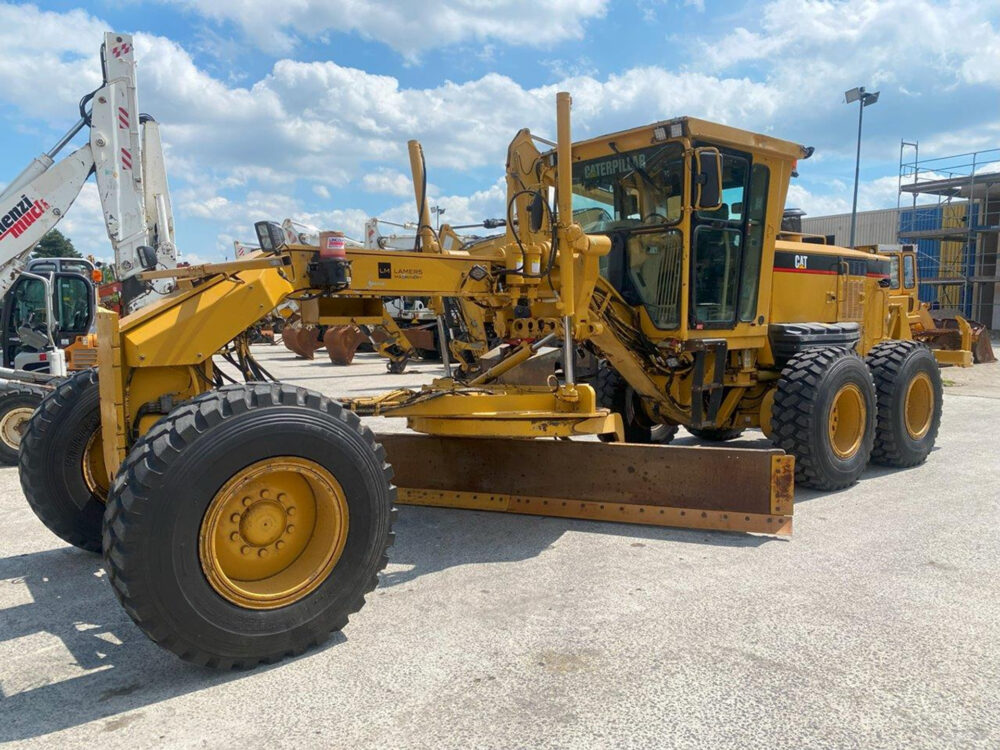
[801, 146, 1000, 329]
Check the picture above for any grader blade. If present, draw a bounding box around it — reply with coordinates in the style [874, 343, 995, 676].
[379, 435, 794, 535]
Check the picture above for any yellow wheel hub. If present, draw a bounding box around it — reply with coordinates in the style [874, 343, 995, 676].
[0, 406, 34, 451]
[904, 372, 934, 440]
[828, 383, 866, 460]
[199, 457, 349, 610]
[82, 428, 109, 501]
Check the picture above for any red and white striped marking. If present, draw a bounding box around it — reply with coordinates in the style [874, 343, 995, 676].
[121, 148, 132, 170]
[117, 107, 129, 130]
[111, 43, 132, 58]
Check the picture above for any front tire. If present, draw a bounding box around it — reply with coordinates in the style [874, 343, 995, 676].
[0, 381, 47, 464]
[18, 369, 108, 552]
[102, 383, 396, 668]
[595, 362, 677, 444]
[771, 348, 876, 490]
[686, 426, 745, 442]
[866, 340, 942, 467]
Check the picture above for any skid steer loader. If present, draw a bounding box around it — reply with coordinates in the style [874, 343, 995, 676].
[20, 93, 943, 668]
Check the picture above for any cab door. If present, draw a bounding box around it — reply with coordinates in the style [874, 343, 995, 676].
[900, 248, 919, 311]
[1, 272, 94, 370]
[688, 152, 770, 330]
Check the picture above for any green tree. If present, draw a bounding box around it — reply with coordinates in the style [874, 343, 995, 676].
[31, 229, 81, 259]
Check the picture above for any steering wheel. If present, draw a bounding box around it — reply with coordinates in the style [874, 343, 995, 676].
[643, 213, 668, 224]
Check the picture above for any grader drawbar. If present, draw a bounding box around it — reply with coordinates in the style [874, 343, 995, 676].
[20, 91, 943, 668]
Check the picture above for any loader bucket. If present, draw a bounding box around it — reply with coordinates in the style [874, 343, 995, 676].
[379, 434, 794, 535]
[282, 325, 325, 359]
[973, 330, 997, 364]
[920, 313, 996, 365]
[324, 325, 368, 365]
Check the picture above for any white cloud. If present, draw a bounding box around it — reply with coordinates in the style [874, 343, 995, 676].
[787, 174, 940, 217]
[162, 0, 609, 58]
[0, 4, 104, 118]
[57, 181, 111, 258]
[362, 169, 418, 197]
[703, 0, 1000, 90]
[1, 1, 995, 259]
[379, 179, 508, 230]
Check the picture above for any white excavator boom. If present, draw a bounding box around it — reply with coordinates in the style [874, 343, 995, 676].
[0, 31, 176, 312]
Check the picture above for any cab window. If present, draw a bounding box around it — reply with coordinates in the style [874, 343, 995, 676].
[8, 275, 92, 335]
[692, 227, 742, 325]
[626, 230, 684, 329]
[57, 276, 92, 331]
[9, 278, 47, 334]
[902, 254, 916, 288]
[738, 164, 769, 321]
[691, 153, 756, 328]
[572, 143, 685, 233]
[889, 256, 901, 290]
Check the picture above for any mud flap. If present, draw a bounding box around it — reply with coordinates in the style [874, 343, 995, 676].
[378, 434, 794, 536]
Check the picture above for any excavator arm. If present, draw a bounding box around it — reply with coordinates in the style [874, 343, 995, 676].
[0, 32, 176, 312]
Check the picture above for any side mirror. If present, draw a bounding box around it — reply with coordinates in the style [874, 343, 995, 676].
[693, 147, 723, 210]
[137, 245, 158, 270]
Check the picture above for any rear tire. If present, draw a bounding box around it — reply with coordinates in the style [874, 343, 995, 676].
[687, 426, 745, 442]
[866, 340, 942, 467]
[595, 361, 677, 444]
[0, 381, 47, 464]
[18, 369, 107, 552]
[102, 383, 396, 668]
[771, 348, 876, 490]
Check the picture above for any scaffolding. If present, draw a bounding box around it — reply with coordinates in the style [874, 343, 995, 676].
[897, 144, 1000, 328]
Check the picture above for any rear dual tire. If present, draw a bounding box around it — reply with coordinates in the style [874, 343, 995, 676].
[866, 340, 942, 467]
[771, 343, 943, 489]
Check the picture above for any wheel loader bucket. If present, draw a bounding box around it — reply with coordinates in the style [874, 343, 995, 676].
[282, 326, 324, 359]
[919, 313, 996, 365]
[379, 434, 794, 535]
[324, 325, 368, 365]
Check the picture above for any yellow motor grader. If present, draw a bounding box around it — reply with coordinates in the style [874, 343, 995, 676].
[19, 93, 943, 668]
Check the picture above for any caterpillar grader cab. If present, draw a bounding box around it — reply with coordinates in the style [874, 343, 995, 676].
[20, 92, 943, 668]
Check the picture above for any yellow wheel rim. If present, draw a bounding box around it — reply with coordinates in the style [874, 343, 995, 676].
[904, 372, 934, 440]
[0, 406, 34, 451]
[199, 457, 349, 610]
[828, 383, 866, 459]
[82, 428, 109, 501]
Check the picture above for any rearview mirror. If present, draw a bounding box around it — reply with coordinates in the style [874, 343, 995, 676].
[693, 147, 723, 210]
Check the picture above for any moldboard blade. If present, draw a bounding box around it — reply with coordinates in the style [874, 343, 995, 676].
[378, 434, 793, 535]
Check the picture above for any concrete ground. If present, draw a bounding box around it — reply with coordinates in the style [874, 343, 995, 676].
[1, 345, 998, 749]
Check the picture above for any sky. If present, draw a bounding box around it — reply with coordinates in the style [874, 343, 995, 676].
[0, 0, 997, 263]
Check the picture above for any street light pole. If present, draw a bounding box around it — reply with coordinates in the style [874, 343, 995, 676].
[430, 205, 445, 230]
[844, 86, 880, 249]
